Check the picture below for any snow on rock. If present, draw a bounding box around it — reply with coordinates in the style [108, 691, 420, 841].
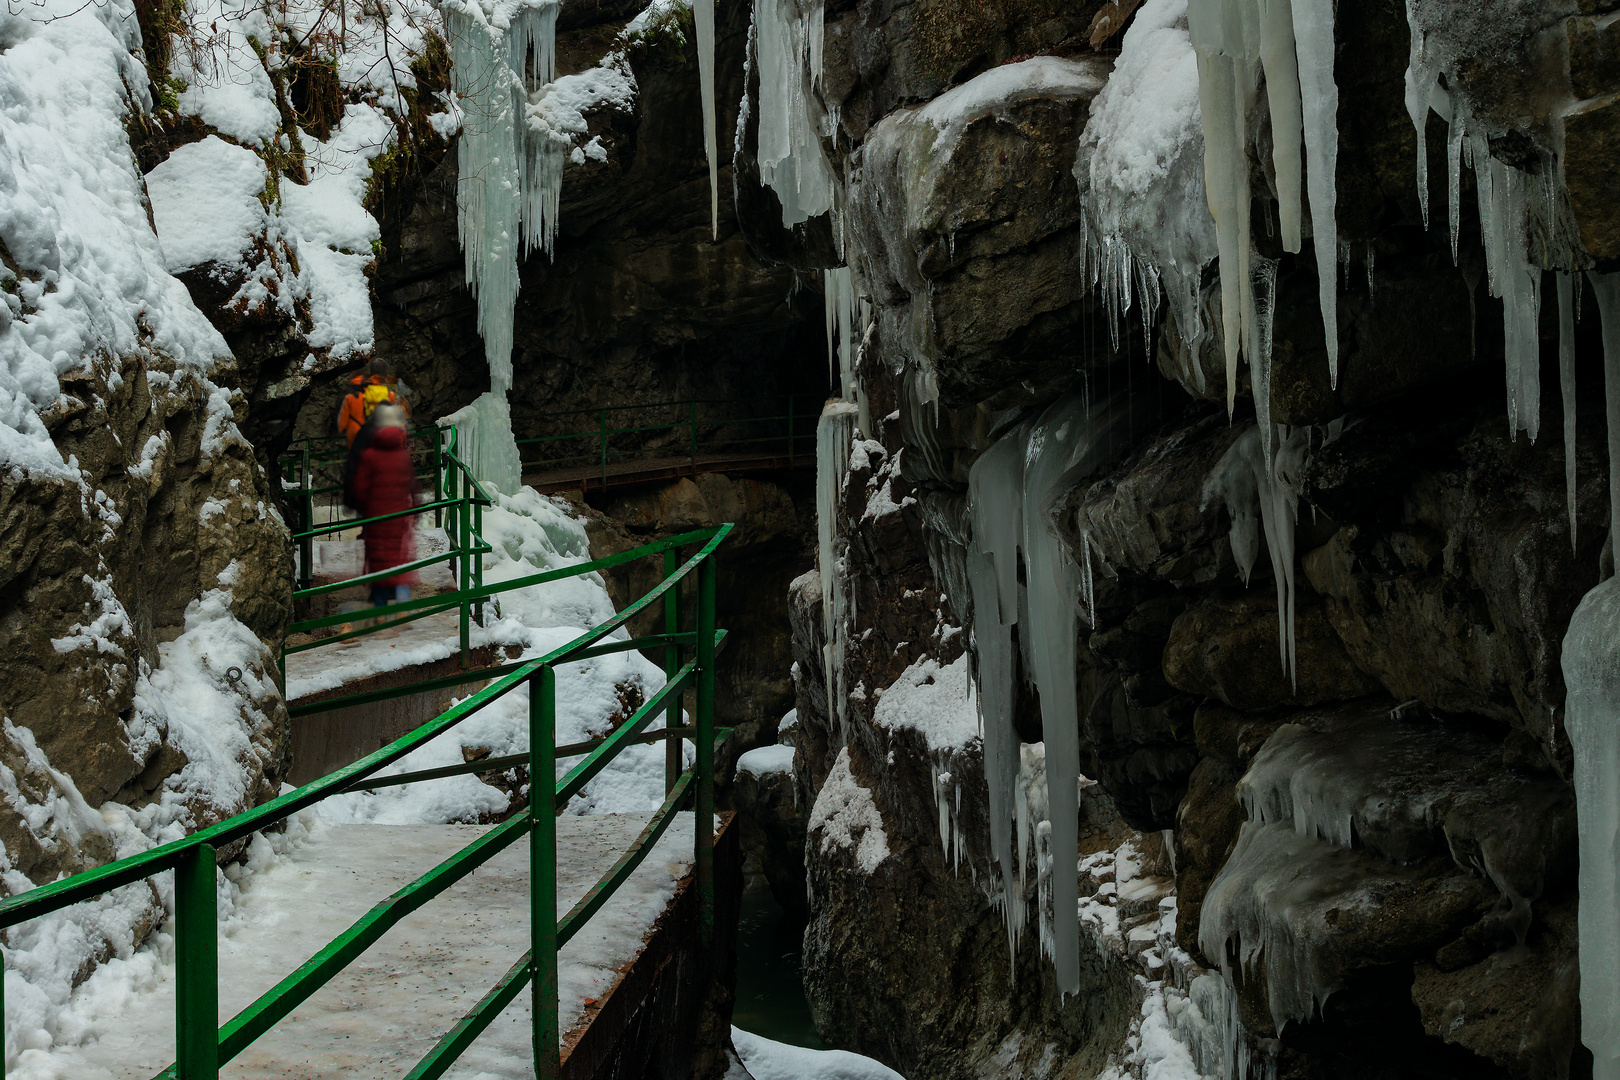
[171, 0, 282, 146]
[1076, 0, 1215, 377]
[144, 137, 269, 274]
[737, 745, 795, 777]
[0, 0, 232, 479]
[732, 1026, 906, 1080]
[873, 654, 976, 753]
[917, 56, 1106, 163]
[280, 103, 394, 359]
[808, 747, 890, 874]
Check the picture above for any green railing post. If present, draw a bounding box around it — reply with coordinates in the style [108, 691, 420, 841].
[694, 554, 716, 949]
[663, 548, 682, 794]
[473, 497, 486, 629]
[298, 448, 313, 594]
[598, 408, 608, 490]
[175, 844, 218, 1080]
[458, 478, 471, 668]
[433, 431, 444, 529]
[530, 666, 560, 1080]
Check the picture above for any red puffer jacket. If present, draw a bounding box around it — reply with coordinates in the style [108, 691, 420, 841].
[350, 425, 419, 584]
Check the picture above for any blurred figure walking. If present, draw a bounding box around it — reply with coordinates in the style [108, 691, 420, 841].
[346, 403, 419, 608]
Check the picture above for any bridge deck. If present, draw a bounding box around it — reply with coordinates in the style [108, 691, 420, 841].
[19, 817, 696, 1079]
[523, 451, 814, 495]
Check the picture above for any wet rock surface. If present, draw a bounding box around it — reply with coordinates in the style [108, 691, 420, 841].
[0, 351, 292, 887]
[759, 0, 1613, 1075]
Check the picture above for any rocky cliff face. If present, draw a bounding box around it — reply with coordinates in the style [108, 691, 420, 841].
[752, 0, 1616, 1076]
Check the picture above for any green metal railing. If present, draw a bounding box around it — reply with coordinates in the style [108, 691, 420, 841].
[280, 425, 490, 671]
[515, 396, 819, 488]
[0, 522, 734, 1080]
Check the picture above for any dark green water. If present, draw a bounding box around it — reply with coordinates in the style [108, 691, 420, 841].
[732, 875, 829, 1050]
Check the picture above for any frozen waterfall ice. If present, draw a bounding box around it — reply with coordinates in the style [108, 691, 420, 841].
[1562, 271, 1620, 1078]
[1187, 0, 1339, 405]
[443, 0, 560, 492]
[965, 393, 1137, 994]
[754, 0, 837, 227]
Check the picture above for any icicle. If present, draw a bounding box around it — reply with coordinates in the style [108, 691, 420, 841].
[1560, 273, 1578, 552]
[1593, 272, 1620, 547]
[696, 0, 719, 239]
[1189, 0, 1338, 399]
[817, 402, 859, 730]
[1365, 242, 1375, 302]
[1447, 116, 1463, 263]
[967, 395, 1138, 994]
[1251, 256, 1278, 466]
[1206, 424, 1304, 684]
[1290, 0, 1339, 386]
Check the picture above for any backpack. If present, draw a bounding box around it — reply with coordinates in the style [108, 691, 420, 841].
[362, 382, 394, 417]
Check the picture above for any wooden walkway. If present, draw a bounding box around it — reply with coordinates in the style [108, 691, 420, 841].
[523, 452, 815, 495]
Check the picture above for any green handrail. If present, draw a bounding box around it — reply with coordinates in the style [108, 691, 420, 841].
[0, 521, 734, 1080]
[283, 424, 504, 671]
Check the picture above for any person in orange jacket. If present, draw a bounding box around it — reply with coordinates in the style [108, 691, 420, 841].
[338, 359, 412, 445]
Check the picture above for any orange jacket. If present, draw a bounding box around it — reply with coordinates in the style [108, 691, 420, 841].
[338, 374, 411, 445]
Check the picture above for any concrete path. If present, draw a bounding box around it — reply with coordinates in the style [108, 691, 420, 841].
[15, 815, 696, 1079]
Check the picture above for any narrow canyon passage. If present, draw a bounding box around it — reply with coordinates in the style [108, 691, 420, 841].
[1, 0, 1618, 1077]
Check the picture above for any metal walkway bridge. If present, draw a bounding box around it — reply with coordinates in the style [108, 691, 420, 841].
[0, 427, 739, 1079]
[514, 397, 818, 494]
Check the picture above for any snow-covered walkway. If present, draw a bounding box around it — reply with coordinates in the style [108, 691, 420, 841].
[12, 814, 695, 1079]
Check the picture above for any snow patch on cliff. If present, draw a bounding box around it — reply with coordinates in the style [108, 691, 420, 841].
[808, 747, 890, 874]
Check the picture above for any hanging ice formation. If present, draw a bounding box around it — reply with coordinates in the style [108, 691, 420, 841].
[754, 0, 837, 227]
[823, 267, 871, 430]
[1187, 0, 1339, 409]
[1403, 26, 1548, 443]
[1205, 423, 1309, 685]
[966, 394, 1135, 994]
[443, 0, 559, 493]
[1076, 0, 1217, 379]
[444, 0, 723, 491]
[817, 402, 860, 729]
[695, 0, 720, 238]
[1561, 271, 1620, 1079]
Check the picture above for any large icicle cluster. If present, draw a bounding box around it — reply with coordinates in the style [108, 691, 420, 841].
[966, 394, 1137, 993]
[1402, 13, 1564, 447]
[754, 0, 836, 226]
[1187, 0, 1339, 409]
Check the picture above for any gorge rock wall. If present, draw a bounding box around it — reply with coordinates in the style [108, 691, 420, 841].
[0, 0, 300, 1029]
[758, 0, 1619, 1076]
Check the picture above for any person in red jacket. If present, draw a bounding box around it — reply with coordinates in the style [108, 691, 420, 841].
[347, 404, 419, 607]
